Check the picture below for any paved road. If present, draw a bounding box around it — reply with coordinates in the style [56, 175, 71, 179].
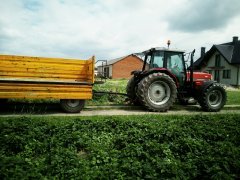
[0, 102, 239, 117]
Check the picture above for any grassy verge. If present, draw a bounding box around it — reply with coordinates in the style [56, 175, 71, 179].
[87, 79, 128, 106]
[227, 90, 240, 105]
[1, 114, 240, 179]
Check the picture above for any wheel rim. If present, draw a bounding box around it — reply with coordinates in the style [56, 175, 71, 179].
[207, 90, 222, 107]
[148, 81, 171, 105]
[66, 100, 80, 107]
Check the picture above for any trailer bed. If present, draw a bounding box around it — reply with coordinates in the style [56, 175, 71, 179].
[0, 54, 94, 104]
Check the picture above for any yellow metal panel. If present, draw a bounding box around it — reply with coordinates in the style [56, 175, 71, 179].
[0, 55, 89, 65]
[0, 92, 92, 99]
[0, 54, 95, 100]
[0, 86, 92, 93]
[0, 83, 92, 88]
[86, 56, 95, 83]
[0, 63, 88, 73]
[0, 71, 88, 80]
[0, 83, 92, 99]
[0, 60, 87, 69]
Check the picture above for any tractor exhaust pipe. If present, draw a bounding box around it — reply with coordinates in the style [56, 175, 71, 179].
[190, 49, 195, 88]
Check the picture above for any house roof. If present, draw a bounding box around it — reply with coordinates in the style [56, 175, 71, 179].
[98, 54, 143, 67]
[222, 40, 240, 64]
[107, 55, 129, 65]
[215, 45, 234, 63]
[194, 37, 240, 68]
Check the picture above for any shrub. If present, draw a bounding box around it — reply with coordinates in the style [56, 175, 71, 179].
[0, 114, 240, 179]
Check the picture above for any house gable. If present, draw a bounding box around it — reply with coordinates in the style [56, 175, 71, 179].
[97, 54, 144, 79]
[112, 55, 144, 79]
[194, 37, 240, 70]
[215, 45, 234, 63]
[201, 51, 239, 86]
[194, 37, 240, 86]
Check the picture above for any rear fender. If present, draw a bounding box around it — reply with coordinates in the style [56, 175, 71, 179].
[199, 80, 215, 91]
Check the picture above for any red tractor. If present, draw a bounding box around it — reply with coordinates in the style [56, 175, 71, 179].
[127, 48, 226, 112]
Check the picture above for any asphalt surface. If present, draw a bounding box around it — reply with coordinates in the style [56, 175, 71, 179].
[0, 102, 239, 117]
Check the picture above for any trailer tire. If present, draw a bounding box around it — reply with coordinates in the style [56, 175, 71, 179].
[198, 83, 226, 112]
[60, 99, 85, 113]
[126, 76, 140, 105]
[137, 73, 177, 112]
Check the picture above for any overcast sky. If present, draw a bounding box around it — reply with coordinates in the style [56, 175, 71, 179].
[0, 0, 240, 61]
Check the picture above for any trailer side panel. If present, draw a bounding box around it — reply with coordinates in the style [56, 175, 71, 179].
[0, 55, 95, 100]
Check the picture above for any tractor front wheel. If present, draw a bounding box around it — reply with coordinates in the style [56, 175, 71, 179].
[60, 99, 85, 113]
[198, 83, 226, 112]
[137, 73, 177, 112]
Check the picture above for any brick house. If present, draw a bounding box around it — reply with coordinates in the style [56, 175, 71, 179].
[97, 54, 144, 79]
[193, 36, 240, 87]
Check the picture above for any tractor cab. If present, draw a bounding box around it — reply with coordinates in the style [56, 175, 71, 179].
[142, 48, 186, 86]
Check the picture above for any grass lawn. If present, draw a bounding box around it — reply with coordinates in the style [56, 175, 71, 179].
[227, 90, 240, 105]
[0, 114, 240, 179]
[87, 79, 128, 106]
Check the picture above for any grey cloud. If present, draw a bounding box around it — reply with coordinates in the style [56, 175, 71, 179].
[167, 0, 240, 32]
[22, 0, 42, 11]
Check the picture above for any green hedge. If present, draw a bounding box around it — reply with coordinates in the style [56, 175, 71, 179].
[0, 114, 240, 179]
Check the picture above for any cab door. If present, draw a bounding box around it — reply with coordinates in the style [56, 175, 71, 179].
[165, 52, 186, 86]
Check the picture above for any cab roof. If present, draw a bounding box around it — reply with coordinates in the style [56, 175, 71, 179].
[142, 47, 185, 54]
[133, 47, 185, 56]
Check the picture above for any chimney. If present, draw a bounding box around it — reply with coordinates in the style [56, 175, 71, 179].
[233, 36, 238, 44]
[201, 47, 205, 57]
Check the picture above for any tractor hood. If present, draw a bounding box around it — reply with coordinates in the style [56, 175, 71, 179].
[186, 71, 212, 81]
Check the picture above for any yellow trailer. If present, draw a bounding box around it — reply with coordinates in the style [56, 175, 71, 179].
[0, 54, 95, 113]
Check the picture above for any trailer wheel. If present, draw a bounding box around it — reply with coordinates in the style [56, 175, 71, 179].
[137, 73, 177, 112]
[126, 76, 140, 105]
[60, 99, 85, 113]
[198, 83, 226, 112]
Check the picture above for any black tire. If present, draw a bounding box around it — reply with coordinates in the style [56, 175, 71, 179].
[126, 76, 141, 105]
[137, 73, 177, 112]
[198, 83, 226, 112]
[60, 99, 85, 113]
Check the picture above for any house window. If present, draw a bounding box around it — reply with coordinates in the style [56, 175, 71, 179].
[214, 70, 220, 82]
[223, 70, 231, 79]
[215, 54, 221, 67]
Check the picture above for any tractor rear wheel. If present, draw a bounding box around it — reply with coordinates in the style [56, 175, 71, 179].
[60, 99, 85, 113]
[137, 73, 177, 112]
[126, 76, 140, 105]
[198, 83, 226, 112]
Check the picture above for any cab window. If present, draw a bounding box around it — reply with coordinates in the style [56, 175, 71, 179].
[166, 52, 184, 72]
[150, 51, 164, 68]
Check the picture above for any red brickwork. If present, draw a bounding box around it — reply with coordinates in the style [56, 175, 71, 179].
[112, 55, 143, 79]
